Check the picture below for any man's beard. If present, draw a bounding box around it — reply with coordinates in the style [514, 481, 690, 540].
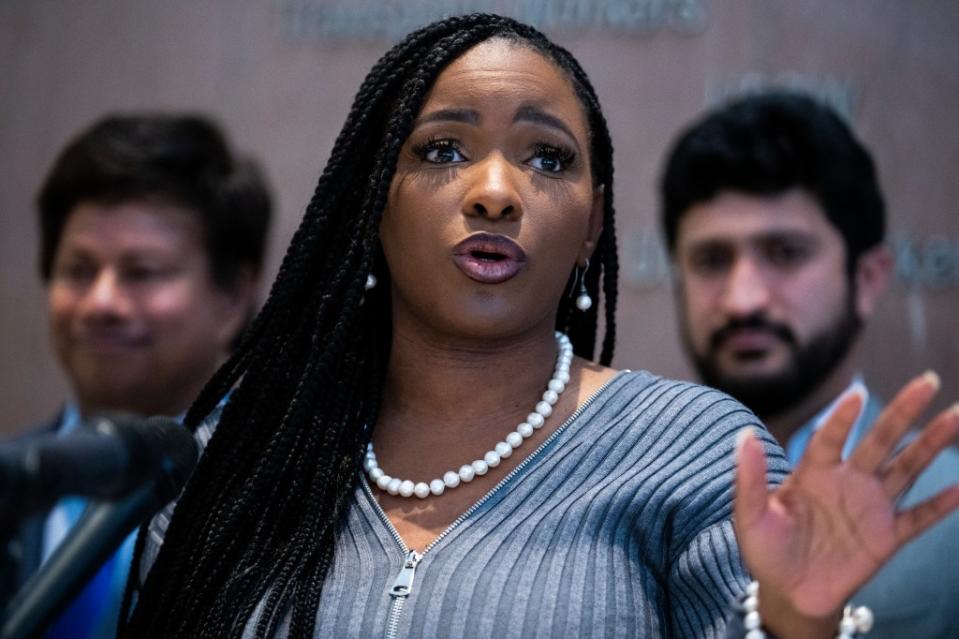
[684, 299, 862, 421]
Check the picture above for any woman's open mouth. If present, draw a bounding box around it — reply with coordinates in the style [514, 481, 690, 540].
[451, 233, 527, 284]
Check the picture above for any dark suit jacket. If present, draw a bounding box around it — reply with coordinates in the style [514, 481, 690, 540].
[0, 411, 62, 607]
[851, 394, 959, 638]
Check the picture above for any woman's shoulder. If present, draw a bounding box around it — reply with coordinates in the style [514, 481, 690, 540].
[587, 370, 786, 469]
[596, 369, 761, 427]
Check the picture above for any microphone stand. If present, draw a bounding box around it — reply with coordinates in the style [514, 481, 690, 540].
[1, 484, 155, 639]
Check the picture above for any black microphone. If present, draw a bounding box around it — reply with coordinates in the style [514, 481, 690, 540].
[0, 416, 198, 639]
[0, 414, 192, 522]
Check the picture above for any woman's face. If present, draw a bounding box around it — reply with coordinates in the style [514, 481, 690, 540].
[380, 38, 603, 342]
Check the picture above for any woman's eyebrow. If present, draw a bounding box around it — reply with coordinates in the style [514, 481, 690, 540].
[415, 106, 576, 140]
[415, 108, 479, 126]
[514, 105, 576, 142]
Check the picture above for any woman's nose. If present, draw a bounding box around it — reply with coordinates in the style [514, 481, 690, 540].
[461, 153, 523, 221]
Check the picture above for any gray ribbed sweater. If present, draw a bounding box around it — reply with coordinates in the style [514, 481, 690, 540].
[137, 371, 789, 638]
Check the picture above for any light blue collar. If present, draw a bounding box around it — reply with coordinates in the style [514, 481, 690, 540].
[784, 375, 870, 466]
[57, 402, 83, 436]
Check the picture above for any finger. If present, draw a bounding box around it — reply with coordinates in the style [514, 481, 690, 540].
[734, 427, 769, 535]
[895, 485, 959, 546]
[882, 404, 959, 497]
[800, 385, 865, 468]
[849, 371, 940, 473]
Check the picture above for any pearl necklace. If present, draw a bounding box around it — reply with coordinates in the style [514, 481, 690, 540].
[364, 331, 573, 499]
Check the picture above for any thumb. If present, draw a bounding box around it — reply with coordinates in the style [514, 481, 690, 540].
[734, 426, 769, 535]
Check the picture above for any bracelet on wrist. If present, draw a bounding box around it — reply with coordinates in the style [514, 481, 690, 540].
[837, 604, 874, 639]
[742, 580, 874, 639]
[742, 580, 764, 639]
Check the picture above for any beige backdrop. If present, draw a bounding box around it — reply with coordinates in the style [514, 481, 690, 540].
[1, 0, 957, 435]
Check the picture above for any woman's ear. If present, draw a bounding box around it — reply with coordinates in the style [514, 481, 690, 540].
[578, 185, 605, 265]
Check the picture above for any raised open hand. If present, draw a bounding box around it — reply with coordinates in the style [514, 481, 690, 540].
[734, 372, 959, 637]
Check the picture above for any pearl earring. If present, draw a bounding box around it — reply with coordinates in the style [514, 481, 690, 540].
[365, 273, 377, 291]
[575, 259, 592, 311]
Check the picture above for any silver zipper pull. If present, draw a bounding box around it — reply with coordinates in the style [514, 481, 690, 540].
[389, 550, 422, 598]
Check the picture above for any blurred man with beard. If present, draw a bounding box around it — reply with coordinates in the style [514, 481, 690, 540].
[1, 114, 272, 638]
[660, 90, 959, 638]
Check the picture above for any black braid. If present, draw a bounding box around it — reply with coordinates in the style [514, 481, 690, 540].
[120, 14, 619, 638]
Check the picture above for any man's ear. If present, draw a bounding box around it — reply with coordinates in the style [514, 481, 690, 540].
[578, 185, 605, 265]
[854, 244, 892, 320]
[213, 266, 259, 349]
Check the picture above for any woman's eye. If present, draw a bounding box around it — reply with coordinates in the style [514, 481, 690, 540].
[415, 139, 466, 164]
[527, 144, 575, 174]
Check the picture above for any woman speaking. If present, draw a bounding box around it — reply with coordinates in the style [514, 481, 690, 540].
[119, 14, 959, 639]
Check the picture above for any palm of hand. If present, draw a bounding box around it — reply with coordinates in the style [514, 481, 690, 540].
[735, 372, 959, 621]
[743, 460, 897, 615]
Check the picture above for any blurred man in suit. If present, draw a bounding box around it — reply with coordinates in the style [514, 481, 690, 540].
[1, 114, 272, 638]
[660, 89, 959, 638]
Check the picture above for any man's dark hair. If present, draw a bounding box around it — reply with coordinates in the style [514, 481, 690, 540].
[660, 90, 885, 269]
[120, 14, 618, 639]
[37, 114, 272, 287]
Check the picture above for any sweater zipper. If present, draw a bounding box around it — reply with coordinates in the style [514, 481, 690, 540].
[384, 549, 421, 639]
[365, 372, 624, 639]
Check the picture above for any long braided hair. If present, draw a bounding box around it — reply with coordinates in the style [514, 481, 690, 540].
[121, 13, 619, 638]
